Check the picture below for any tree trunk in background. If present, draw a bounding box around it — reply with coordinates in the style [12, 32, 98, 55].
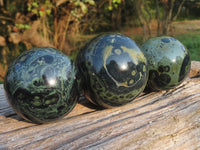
[53, 0, 58, 48]
[56, 14, 72, 54]
[133, 0, 146, 40]
[155, 0, 161, 36]
[143, 0, 152, 38]
[162, 0, 175, 35]
[173, 0, 186, 21]
[0, 0, 3, 6]
[133, 0, 152, 41]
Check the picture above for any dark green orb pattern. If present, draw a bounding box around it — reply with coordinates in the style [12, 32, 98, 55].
[141, 36, 191, 91]
[4, 47, 79, 124]
[77, 33, 148, 108]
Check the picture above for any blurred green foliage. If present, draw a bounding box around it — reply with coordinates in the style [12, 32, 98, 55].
[175, 33, 200, 61]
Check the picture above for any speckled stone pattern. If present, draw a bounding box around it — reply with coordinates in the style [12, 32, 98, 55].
[4, 47, 79, 124]
[141, 36, 191, 91]
[77, 33, 148, 108]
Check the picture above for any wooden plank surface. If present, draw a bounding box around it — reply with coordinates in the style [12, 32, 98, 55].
[0, 61, 200, 150]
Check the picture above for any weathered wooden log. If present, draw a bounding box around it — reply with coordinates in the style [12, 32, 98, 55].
[0, 61, 199, 150]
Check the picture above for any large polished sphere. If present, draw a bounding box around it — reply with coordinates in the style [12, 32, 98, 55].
[4, 47, 79, 124]
[141, 36, 191, 91]
[77, 33, 148, 108]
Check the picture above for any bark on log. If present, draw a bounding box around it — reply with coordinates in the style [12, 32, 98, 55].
[0, 61, 200, 150]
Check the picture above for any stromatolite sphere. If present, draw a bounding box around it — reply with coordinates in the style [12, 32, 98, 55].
[141, 36, 191, 91]
[77, 33, 148, 108]
[4, 47, 79, 124]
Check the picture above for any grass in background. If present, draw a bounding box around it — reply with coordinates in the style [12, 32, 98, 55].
[0, 80, 3, 84]
[132, 33, 200, 61]
[131, 35, 144, 46]
[69, 33, 200, 61]
[174, 33, 200, 61]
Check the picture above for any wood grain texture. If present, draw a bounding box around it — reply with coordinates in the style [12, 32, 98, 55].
[0, 61, 200, 150]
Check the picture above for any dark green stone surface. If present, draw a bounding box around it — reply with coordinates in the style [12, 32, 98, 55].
[141, 36, 191, 91]
[77, 33, 148, 108]
[4, 47, 79, 124]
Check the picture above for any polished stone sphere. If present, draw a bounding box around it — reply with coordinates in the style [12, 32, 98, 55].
[141, 36, 191, 91]
[4, 47, 79, 124]
[77, 33, 148, 108]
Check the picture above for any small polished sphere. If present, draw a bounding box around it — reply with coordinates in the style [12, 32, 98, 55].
[77, 33, 148, 108]
[141, 36, 191, 91]
[4, 47, 79, 124]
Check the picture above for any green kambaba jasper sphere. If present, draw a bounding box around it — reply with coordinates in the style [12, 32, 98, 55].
[4, 47, 79, 124]
[77, 33, 148, 108]
[141, 36, 191, 91]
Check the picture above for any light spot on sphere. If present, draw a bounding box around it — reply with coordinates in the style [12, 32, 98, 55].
[172, 59, 176, 62]
[48, 78, 56, 86]
[120, 64, 128, 70]
[114, 49, 122, 55]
